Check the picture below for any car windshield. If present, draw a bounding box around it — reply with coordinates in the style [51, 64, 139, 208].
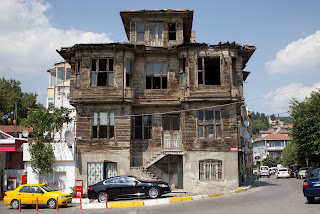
[41, 185, 55, 192]
[279, 169, 287, 171]
[311, 169, 320, 177]
[300, 167, 308, 171]
[261, 167, 268, 170]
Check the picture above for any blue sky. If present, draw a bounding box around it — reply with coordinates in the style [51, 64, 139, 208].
[1, 0, 320, 116]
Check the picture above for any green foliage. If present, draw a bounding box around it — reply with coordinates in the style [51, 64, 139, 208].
[263, 156, 282, 167]
[290, 90, 320, 165]
[282, 141, 298, 166]
[70, 186, 76, 198]
[21, 106, 72, 174]
[0, 77, 42, 125]
[251, 112, 269, 136]
[28, 141, 55, 174]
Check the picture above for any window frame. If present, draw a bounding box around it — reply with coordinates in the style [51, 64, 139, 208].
[150, 23, 163, 40]
[180, 58, 186, 86]
[146, 62, 168, 89]
[136, 22, 145, 42]
[198, 109, 222, 139]
[91, 58, 114, 86]
[126, 59, 133, 87]
[92, 111, 115, 140]
[168, 23, 176, 41]
[199, 159, 223, 181]
[133, 115, 152, 140]
[197, 57, 221, 86]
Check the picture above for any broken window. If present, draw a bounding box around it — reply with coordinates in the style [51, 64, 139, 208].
[134, 115, 152, 139]
[168, 23, 176, 40]
[146, 62, 167, 89]
[136, 23, 145, 41]
[91, 58, 114, 86]
[126, 59, 133, 87]
[75, 60, 81, 87]
[92, 112, 115, 139]
[199, 160, 222, 180]
[150, 23, 163, 40]
[180, 58, 186, 86]
[232, 58, 236, 86]
[198, 57, 221, 85]
[198, 110, 221, 138]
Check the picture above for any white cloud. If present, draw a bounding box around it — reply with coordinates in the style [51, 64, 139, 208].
[0, 0, 113, 74]
[261, 82, 320, 114]
[265, 31, 320, 74]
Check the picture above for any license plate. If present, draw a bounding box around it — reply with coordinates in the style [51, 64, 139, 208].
[313, 183, 320, 187]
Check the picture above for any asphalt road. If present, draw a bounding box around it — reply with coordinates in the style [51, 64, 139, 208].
[1, 175, 319, 214]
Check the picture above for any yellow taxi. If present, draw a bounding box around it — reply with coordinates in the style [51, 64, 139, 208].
[3, 183, 72, 209]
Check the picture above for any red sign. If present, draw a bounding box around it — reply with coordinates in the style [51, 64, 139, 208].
[75, 180, 83, 199]
[230, 147, 238, 151]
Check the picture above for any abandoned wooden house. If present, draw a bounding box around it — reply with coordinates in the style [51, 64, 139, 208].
[58, 9, 256, 195]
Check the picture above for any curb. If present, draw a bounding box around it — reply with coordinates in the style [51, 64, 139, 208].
[77, 185, 251, 210]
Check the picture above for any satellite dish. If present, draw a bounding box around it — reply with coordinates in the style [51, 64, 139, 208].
[243, 120, 249, 127]
[65, 131, 75, 147]
[22, 130, 29, 138]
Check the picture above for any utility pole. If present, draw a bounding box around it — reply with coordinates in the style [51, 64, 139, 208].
[14, 102, 17, 137]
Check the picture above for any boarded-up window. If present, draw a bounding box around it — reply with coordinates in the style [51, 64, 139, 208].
[198, 110, 221, 138]
[146, 62, 167, 89]
[199, 160, 222, 180]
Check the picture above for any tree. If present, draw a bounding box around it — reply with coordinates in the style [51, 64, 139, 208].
[0, 77, 42, 125]
[290, 89, 320, 166]
[263, 156, 282, 167]
[282, 141, 298, 167]
[21, 106, 71, 174]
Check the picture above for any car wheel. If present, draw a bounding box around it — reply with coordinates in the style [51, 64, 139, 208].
[148, 187, 160, 199]
[47, 199, 56, 209]
[98, 191, 110, 202]
[11, 199, 19, 209]
[307, 197, 315, 204]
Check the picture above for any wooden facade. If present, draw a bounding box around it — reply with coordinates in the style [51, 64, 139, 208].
[58, 9, 255, 194]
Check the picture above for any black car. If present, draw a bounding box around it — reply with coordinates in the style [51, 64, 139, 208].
[88, 176, 171, 202]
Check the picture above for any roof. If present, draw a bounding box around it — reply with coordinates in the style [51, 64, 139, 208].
[259, 131, 273, 134]
[278, 130, 289, 134]
[0, 126, 33, 133]
[120, 9, 194, 42]
[255, 133, 291, 142]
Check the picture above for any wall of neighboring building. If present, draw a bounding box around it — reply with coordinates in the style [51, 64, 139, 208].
[23, 142, 75, 193]
[184, 151, 238, 194]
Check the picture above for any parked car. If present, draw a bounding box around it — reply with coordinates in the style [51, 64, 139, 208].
[88, 176, 171, 202]
[303, 168, 320, 203]
[297, 167, 309, 179]
[259, 166, 270, 178]
[269, 167, 278, 175]
[275, 168, 290, 179]
[3, 183, 72, 209]
[290, 165, 302, 178]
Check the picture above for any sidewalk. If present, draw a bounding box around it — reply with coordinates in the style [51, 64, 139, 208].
[0, 184, 253, 210]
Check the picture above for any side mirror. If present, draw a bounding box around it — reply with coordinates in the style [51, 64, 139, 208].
[134, 180, 139, 185]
